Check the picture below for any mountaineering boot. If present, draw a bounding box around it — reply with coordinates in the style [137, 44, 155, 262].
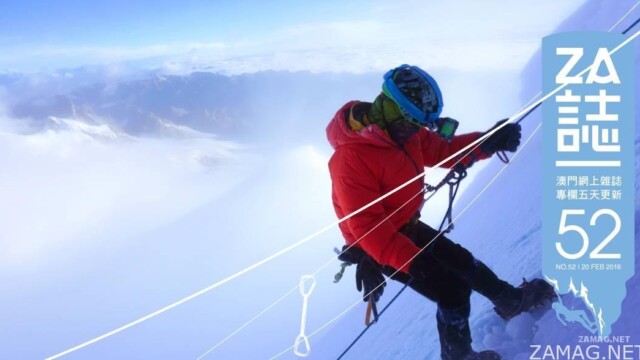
[437, 304, 502, 360]
[492, 278, 556, 320]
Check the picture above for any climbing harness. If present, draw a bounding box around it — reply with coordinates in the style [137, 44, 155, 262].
[334, 161, 468, 360]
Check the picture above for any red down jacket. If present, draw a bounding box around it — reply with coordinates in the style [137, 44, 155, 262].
[327, 101, 490, 273]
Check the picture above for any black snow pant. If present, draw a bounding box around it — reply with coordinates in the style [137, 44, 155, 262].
[380, 221, 509, 310]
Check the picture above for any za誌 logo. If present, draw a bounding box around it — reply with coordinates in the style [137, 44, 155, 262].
[541, 31, 635, 338]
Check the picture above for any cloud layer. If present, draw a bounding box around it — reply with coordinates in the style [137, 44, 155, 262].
[0, 123, 250, 270]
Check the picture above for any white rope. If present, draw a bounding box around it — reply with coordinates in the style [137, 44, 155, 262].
[609, 0, 640, 32]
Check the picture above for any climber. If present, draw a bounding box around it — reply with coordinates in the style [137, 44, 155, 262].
[327, 64, 555, 360]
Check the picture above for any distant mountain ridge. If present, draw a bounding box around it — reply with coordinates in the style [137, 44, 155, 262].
[10, 71, 380, 141]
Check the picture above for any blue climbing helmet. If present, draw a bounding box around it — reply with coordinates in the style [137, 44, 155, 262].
[382, 64, 444, 127]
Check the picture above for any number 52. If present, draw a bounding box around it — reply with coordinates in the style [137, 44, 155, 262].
[557, 209, 621, 260]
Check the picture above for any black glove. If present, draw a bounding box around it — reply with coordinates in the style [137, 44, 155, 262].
[355, 255, 386, 303]
[337, 245, 366, 264]
[337, 245, 386, 302]
[481, 119, 522, 154]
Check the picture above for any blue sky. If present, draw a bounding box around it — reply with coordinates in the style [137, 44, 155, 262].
[0, 0, 365, 46]
[0, 0, 586, 73]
